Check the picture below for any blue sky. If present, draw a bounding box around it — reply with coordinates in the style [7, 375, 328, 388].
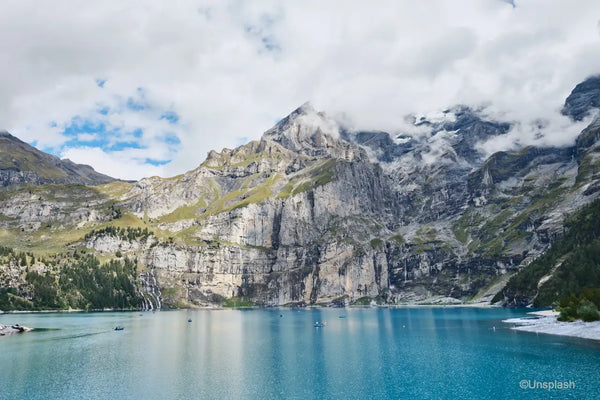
[36, 81, 184, 177]
[55, 85, 180, 164]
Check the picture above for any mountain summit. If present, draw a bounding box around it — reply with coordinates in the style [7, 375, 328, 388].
[562, 75, 600, 121]
[0, 131, 116, 187]
[262, 102, 343, 155]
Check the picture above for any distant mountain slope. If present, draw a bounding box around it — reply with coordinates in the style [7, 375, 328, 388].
[0, 131, 116, 187]
[493, 198, 600, 307]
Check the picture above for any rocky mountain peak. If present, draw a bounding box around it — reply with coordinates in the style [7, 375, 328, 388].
[438, 106, 510, 163]
[347, 106, 510, 171]
[562, 75, 600, 121]
[262, 103, 360, 161]
[264, 103, 336, 146]
[290, 101, 317, 117]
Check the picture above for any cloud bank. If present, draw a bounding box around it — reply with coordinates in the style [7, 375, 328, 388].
[1, 0, 599, 179]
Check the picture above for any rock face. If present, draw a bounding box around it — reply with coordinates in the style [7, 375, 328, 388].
[127, 104, 402, 306]
[0, 184, 117, 234]
[114, 102, 599, 307]
[562, 75, 600, 121]
[0, 131, 116, 187]
[1, 78, 600, 309]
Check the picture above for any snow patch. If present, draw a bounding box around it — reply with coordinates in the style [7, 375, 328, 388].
[503, 312, 600, 341]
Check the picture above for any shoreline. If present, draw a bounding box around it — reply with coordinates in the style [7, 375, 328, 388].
[0, 308, 146, 314]
[0, 301, 499, 315]
[503, 310, 600, 341]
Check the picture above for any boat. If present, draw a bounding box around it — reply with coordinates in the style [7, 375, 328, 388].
[338, 316, 347, 319]
[188, 319, 192, 322]
[314, 321, 326, 327]
[114, 326, 124, 331]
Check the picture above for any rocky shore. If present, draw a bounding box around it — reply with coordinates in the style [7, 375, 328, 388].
[0, 323, 33, 336]
[503, 310, 600, 341]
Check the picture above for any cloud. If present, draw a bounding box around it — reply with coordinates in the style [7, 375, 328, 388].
[477, 111, 597, 156]
[76, 133, 99, 143]
[61, 146, 165, 180]
[1, 0, 599, 179]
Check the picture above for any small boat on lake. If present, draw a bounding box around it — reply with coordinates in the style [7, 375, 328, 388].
[114, 326, 124, 331]
[314, 321, 326, 327]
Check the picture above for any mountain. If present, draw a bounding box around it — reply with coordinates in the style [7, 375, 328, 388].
[0, 131, 116, 187]
[562, 75, 600, 121]
[1, 77, 600, 310]
[493, 197, 600, 307]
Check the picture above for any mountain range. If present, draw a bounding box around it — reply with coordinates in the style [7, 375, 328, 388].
[1, 76, 599, 310]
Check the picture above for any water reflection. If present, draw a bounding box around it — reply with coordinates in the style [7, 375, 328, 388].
[1, 308, 600, 399]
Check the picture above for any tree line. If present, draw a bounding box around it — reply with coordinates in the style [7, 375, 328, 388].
[0, 253, 143, 311]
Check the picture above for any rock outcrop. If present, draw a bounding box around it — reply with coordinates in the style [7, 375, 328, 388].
[562, 75, 600, 121]
[0, 323, 33, 336]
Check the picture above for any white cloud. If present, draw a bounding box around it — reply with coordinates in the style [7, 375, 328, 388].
[61, 147, 166, 181]
[76, 133, 98, 142]
[1, 0, 599, 179]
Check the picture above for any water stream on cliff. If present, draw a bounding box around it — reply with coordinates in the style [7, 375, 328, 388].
[138, 271, 162, 310]
[1, 308, 599, 399]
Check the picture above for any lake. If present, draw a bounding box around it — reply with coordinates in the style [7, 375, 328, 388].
[1, 307, 599, 399]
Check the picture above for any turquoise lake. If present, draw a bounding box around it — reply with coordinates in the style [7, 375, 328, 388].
[1, 308, 599, 399]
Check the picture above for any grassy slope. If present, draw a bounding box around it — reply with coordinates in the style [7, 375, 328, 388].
[0, 135, 68, 179]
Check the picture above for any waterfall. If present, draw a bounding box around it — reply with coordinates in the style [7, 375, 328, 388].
[138, 270, 162, 310]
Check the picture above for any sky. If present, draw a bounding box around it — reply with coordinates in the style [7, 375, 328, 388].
[1, 0, 599, 180]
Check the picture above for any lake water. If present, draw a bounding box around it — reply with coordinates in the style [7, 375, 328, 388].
[1, 307, 599, 399]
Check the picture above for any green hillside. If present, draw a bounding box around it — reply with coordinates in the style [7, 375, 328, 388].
[494, 198, 600, 307]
